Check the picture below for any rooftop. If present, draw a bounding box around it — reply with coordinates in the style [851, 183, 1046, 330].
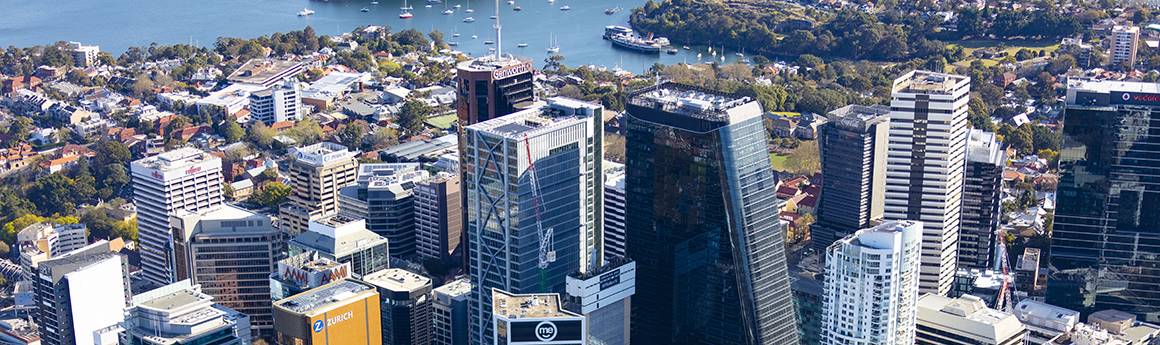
[279, 251, 344, 272]
[276, 280, 375, 315]
[133, 147, 216, 172]
[138, 287, 212, 314]
[362, 268, 432, 293]
[227, 58, 307, 86]
[825, 104, 890, 131]
[894, 70, 969, 95]
[846, 220, 921, 250]
[967, 129, 1004, 166]
[456, 55, 533, 73]
[918, 294, 1025, 340]
[468, 98, 595, 139]
[629, 82, 758, 121]
[434, 278, 472, 298]
[290, 142, 359, 167]
[356, 163, 428, 191]
[492, 289, 580, 320]
[1067, 78, 1160, 94]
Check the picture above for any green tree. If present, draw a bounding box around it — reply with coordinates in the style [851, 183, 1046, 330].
[397, 99, 432, 135]
[28, 173, 78, 215]
[251, 182, 292, 208]
[286, 118, 324, 145]
[248, 122, 277, 148]
[220, 117, 245, 142]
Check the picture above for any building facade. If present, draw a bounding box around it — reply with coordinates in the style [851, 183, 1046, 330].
[270, 251, 352, 301]
[624, 83, 799, 344]
[16, 222, 88, 273]
[249, 80, 302, 124]
[362, 269, 433, 345]
[812, 104, 890, 251]
[464, 97, 603, 345]
[602, 162, 627, 260]
[491, 289, 586, 345]
[131, 147, 224, 286]
[1110, 25, 1140, 67]
[883, 70, 971, 296]
[960, 129, 1004, 269]
[280, 142, 359, 235]
[433, 278, 471, 345]
[1048, 79, 1160, 320]
[339, 163, 428, 259]
[565, 259, 635, 345]
[289, 215, 390, 277]
[415, 172, 463, 265]
[915, 294, 1027, 345]
[821, 221, 923, 345]
[272, 280, 382, 345]
[34, 243, 130, 345]
[454, 57, 536, 126]
[121, 280, 252, 345]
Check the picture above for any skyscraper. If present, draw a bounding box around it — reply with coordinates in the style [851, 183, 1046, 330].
[454, 57, 535, 126]
[121, 280, 253, 345]
[960, 129, 1004, 269]
[1110, 25, 1140, 67]
[289, 215, 390, 277]
[280, 142, 359, 235]
[34, 242, 130, 345]
[339, 163, 429, 259]
[602, 161, 628, 260]
[464, 97, 603, 345]
[624, 82, 798, 344]
[170, 204, 285, 336]
[362, 268, 433, 345]
[1048, 79, 1160, 318]
[884, 70, 971, 296]
[131, 147, 224, 286]
[415, 172, 463, 264]
[432, 278, 471, 345]
[821, 221, 922, 345]
[812, 104, 890, 251]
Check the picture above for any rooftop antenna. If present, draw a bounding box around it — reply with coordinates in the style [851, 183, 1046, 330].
[494, 0, 502, 59]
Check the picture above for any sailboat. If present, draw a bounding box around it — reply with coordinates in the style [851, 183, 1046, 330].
[546, 33, 560, 54]
[465, 0, 474, 12]
[400, 0, 415, 18]
[297, 8, 315, 16]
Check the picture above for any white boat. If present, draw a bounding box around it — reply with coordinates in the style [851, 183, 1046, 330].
[454, 4, 461, 8]
[443, 9, 454, 14]
[371, 1, 379, 4]
[297, 8, 315, 16]
[560, 5, 570, 10]
[484, 40, 495, 45]
[361, 7, 371, 12]
[508, 0, 515, 4]
[517, 43, 528, 48]
[546, 33, 560, 53]
[471, 34, 478, 39]
[463, 17, 475, 22]
[466, 8, 475, 12]
[400, 0, 415, 17]
[448, 41, 459, 46]
[489, 15, 497, 19]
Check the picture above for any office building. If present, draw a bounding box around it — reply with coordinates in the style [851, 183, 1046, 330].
[1014, 300, 1081, 345]
[226, 58, 308, 88]
[491, 289, 586, 345]
[791, 269, 824, 345]
[455, 56, 535, 126]
[821, 221, 922, 345]
[884, 70, 971, 295]
[1049, 79, 1160, 319]
[812, 104, 890, 251]
[960, 129, 1004, 269]
[170, 204, 284, 335]
[121, 280, 252, 345]
[289, 215, 390, 277]
[339, 163, 428, 259]
[362, 269, 433, 345]
[433, 278, 471, 345]
[270, 251, 352, 301]
[624, 83, 798, 344]
[132, 147, 224, 286]
[34, 242, 130, 345]
[16, 222, 88, 273]
[915, 294, 1027, 345]
[249, 80, 302, 124]
[280, 142, 359, 235]
[1110, 25, 1141, 67]
[415, 172, 463, 264]
[464, 98, 603, 345]
[1015, 248, 1045, 299]
[565, 259, 635, 345]
[67, 41, 100, 67]
[272, 280, 382, 345]
[602, 162, 627, 260]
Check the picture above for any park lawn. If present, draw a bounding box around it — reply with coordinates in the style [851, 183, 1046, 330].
[948, 39, 1061, 70]
[425, 114, 458, 130]
[769, 111, 802, 118]
[770, 153, 790, 171]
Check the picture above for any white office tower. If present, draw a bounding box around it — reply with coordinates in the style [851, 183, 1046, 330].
[16, 222, 88, 273]
[249, 80, 301, 124]
[565, 259, 635, 345]
[601, 161, 627, 260]
[432, 278, 471, 345]
[288, 215, 390, 277]
[34, 241, 130, 345]
[821, 220, 922, 345]
[121, 280, 252, 345]
[884, 70, 971, 296]
[915, 294, 1028, 345]
[280, 142, 359, 235]
[131, 147, 224, 286]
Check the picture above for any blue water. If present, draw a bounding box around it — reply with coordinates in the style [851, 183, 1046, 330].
[0, 0, 745, 72]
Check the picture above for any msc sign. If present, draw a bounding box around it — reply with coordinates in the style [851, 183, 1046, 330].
[1112, 91, 1160, 106]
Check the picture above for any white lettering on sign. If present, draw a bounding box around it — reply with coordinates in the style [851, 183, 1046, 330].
[535, 321, 558, 341]
[493, 62, 532, 80]
[326, 311, 354, 328]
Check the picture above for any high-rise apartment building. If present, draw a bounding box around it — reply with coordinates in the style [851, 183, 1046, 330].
[362, 268, 433, 345]
[249, 80, 301, 124]
[339, 163, 428, 259]
[272, 280, 382, 345]
[280, 142, 359, 235]
[131, 147, 224, 286]
[433, 278, 471, 345]
[34, 242, 130, 345]
[812, 104, 890, 251]
[289, 215, 390, 277]
[1110, 25, 1140, 67]
[821, 221, 923, 345]
[67, 42, 100, 67]
[602, 161, 627, 260]
[16, 222, 88, 273]
[960, 129, 1004, 269]
[170, 204, 284, 335]
[915, 294, 1027, 345]
[464, 97, 603, 345]
[1048, 79, 1160, 318]
[121, 280, 252, 345]
[270, 251, 352, 301]
[415, 172, 463, 264]
[454, 57, 535, 126]
[884, 70, 971, 296]
[565, 259, 635, 345]
[624, 83, 798, 344]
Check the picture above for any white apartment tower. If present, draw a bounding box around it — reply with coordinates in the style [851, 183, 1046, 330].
[1110, 25, 1140, 67]
[884, 70, 970, 296]
[131, 147, 224, 286]
[249, 80, 301, 124]
[822, 220, 923, 345]
[602, 161, 627, 260]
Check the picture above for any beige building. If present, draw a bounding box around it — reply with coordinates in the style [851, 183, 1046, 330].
[280, 142, 359, 235]
[1110, 25, 1140, 67]
[916, 294, 1027, 345]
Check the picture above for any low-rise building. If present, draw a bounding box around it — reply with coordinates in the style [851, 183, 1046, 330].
[915, 294, 1027, 345]
[121, 280, 252, 345]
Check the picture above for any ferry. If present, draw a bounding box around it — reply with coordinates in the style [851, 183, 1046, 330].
[297, 8, 315, 16]
[609, 33, 668, 54]
[603, 25, 633, 39]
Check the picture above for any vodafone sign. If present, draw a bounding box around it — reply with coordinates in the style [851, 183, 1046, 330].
[1112, 91, 1160, 106]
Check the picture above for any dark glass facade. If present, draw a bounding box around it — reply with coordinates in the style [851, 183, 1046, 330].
[1048, 89, 1160, 321]
[624, 83, 798, 345]
[812, 105, 889, 251]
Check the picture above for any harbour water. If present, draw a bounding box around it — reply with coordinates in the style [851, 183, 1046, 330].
[0, 0, 747, 73]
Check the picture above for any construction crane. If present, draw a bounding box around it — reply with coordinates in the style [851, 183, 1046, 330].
[524, 134, 555, 290]
[995, 228, 1019, 312]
